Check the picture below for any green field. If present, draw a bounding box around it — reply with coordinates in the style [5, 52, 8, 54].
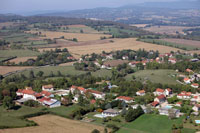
[0, 106, 44, 128]
[0, 49, 40, 58]
[139, 39, 197, 51]
[91, 69, 112, 78]
[125, 69, 179, 85]
[66, 26, 101, 34]
[118, 114, 188, 133]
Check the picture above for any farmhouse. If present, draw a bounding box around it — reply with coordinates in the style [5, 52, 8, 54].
[164, 88, 172, 97]
[151, 101, 159, 107]
[184, 78, 191, 84]
[39, 97, 61, 108]
[193, 104, 200, 112]
[191, 83, 199, 88]
[41, 90, 54, 98]
[154, 88, 165, 96]
[102, 109, 119, 117]
[70, 85, 86, 94]
[177, 91, 192, 99]
[136, 90, 146, 96]
[159, 107, 180, 117]
[154, 94, 166, 103]
[42, 84, 54, 92]
[86, 89, 105, 99]
[116, 96, 134, 103]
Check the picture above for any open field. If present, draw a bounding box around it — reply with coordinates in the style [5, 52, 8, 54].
[0, 106, 44, 128]
[104, 60, 129, 67]
[0, 66, 33, 75]
[26, 30, 111, 42]
[160, 38, 200, 48]
[66, 25, 101, 34]
[8, 57, 37, 64]
[0, 114, 105, 133]
[117, 114, 191, 133]
[130, 24, 148, 28]
[0, 50, 40, 58]
[125, 69, 179, 85]
[144, 26, 192, 35]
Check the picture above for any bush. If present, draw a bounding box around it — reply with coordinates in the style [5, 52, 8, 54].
[91, 129, 100, 133]
[24, 100, 40, 107]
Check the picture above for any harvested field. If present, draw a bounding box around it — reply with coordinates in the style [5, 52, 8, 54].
[8, 57, 37, 63]
[160, 38, 200, 48]
[104, 60, 129, 67]
[26, 30, 111, 42]
[0, 114, 105, 133]
[144, 26, 192, 35]
[67, 24, 87, 28]
[188, 50, 200, 54]
[0, 66, 33, 75]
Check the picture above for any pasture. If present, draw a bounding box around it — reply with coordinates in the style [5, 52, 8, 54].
[0, 66, 33, 75]
[26, 30, 111, 42]
[0, 114, 105, 133]
[0, 50, 40, 58]
[66, 25, 102, 34]
[125, 69, 179, 85]
[8, 57, 37, 64]
[117, 114, 189, 133]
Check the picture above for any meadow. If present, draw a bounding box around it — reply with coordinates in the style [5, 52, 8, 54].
[0, 49, 40, 58]
[125, 69, 179, 85]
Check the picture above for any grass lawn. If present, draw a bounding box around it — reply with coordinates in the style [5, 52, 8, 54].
[117, 114, 184, 133]
[0, 49, 40, 57]
[0, 106, 44, 128]
[125, 69, 179, 85]
[47, 105, 81, 118]
[92, 69, 112, 78]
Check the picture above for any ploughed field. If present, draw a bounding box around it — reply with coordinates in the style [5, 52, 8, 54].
[0, 114, 105, 133]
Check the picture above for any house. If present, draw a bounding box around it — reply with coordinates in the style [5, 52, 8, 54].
[16, 89, 23, 97]
[186, 69, 193, 73]
[136, 90, 146, 96]
[21, 89, 37, 100]
[86, 89, 105, 99]
[102, 109, 119, 117]
[191, 83, 199, 88]
[193, 104, 200, 112]
[116, 96, 134, 103]
[154, 95, 166, 103]
[15, 98, 33, 105]
[70, 85, 86, 94]
[184, 78, 191, 84]
[122, 56, 129, 60]
[177, 91, 192, 99]
[159, 107, 180, 117]
[53, 89, 69, 96]
[151, 101, 159, 107]
[131, 104, 147, 113]
[42, 84, 54, 92]
[164, 88, 172, 96]
[175, 102, 182, 107]
[39, 97, 61, 108]
[90, 99, 96, 104]
[168, 58, 177, 64]
[41, 90, 54, 98]
[154, 88, 165, 96]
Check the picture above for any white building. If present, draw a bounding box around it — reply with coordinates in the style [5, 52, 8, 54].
[102, 109, 119, 117]
[42, 84, 54, 92]
[136, 90, 146, 96]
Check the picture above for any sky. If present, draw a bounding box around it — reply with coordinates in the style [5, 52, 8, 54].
[0, 0, 191, 15]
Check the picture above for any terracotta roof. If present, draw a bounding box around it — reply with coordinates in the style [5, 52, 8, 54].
[151, 101, 159, 107]
[71, 85, 78, 89]
[166, 88, 172, 92]
[86, 89, 102, 95]
[186, 69, 193, 72]
[41, 91, 52, 97]
[184, 78, 190, 81]
[22, 89, 35, 95]
[17, 89, 23, 93]
[176, 102, 182, 105]
[25, 87, 33, 90]
[77, 87, 86, 92]
[34, 93, 42, 98]
[90, 99, 96, 104]
[42, 84, 53, 89]
[157, 94, 166, 100]
[116, 96, 133, 101]
[156, 88, 164, 93]
[192, 83, 199, 87]
[137, 90, 145, 93]
[39, 97, 51, 103]
[195, 104, 200, 108]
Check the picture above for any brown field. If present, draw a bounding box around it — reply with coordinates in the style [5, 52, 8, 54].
[58, 38, 184, 58]
[26, 30, 111, 42]
[0, 115, 105, 133]
[67, 24, 87, 28]
[160, 38, 200, 48]
[0, 22, 14, 28]
[59, 61, 76, 66]
[0, 66, 33, 75]
[188, 50, 200, 54]
[144, 26, 192, 35]
[8, 57, 37, 64]
[104, 60, 129, 67]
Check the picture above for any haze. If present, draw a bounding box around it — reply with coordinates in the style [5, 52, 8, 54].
[0, 0, 181, 15]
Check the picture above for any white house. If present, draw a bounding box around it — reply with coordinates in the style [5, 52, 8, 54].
[116, 96, 134, 103]
[86, 89, 105, 99]
[154, 94, 166, 103]
[168, 58, 177, 64]
[193, 104, 200, 112]
[102, 109, 119, 117]
[42, 84, 54, 92]
[39, 97, 61, 108]
[191, 83, 199, 88]
[136, 90, 146, 96]
[177, 91, 192, 100]
[164, 88, 172, 97]
[184, 78, 191, 84]
[154, 88, 165, 96]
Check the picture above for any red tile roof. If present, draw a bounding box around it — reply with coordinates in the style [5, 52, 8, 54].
[77, 87, 86, 92]
[156, 88, 164, 93]
[42, 84, 53, 89]
[184, 78, 190, 81]
[192, 83, 199, 87]
[17, 89, 23, 93]
[86, 89, 102, 95]
[39, 97, 51, 103]
[137, 90, 145, 93]
[41, 91, 52, 97]
[34, 93, 42, 98]
[166, 88, 172, 92]
[157, 94, 166, 100]
[116, 96, 133, 101]
[22, 89, 35, 95]
[90, 99, 96, 104]
[151, 101, 159, 107]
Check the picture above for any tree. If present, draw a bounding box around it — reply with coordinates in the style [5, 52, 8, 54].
[36, 71, 44, 77]
[3, 96, 14, 110]
[80, 29, 84, 33]
[78, 94, 84, 106]
[91, 129, 100, 133]
[168, 109, 176, 119]
[104, 128, 108, 133]
[29, 70, 35, 79]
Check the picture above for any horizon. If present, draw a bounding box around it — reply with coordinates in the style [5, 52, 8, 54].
[0, 0, 187, 15]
